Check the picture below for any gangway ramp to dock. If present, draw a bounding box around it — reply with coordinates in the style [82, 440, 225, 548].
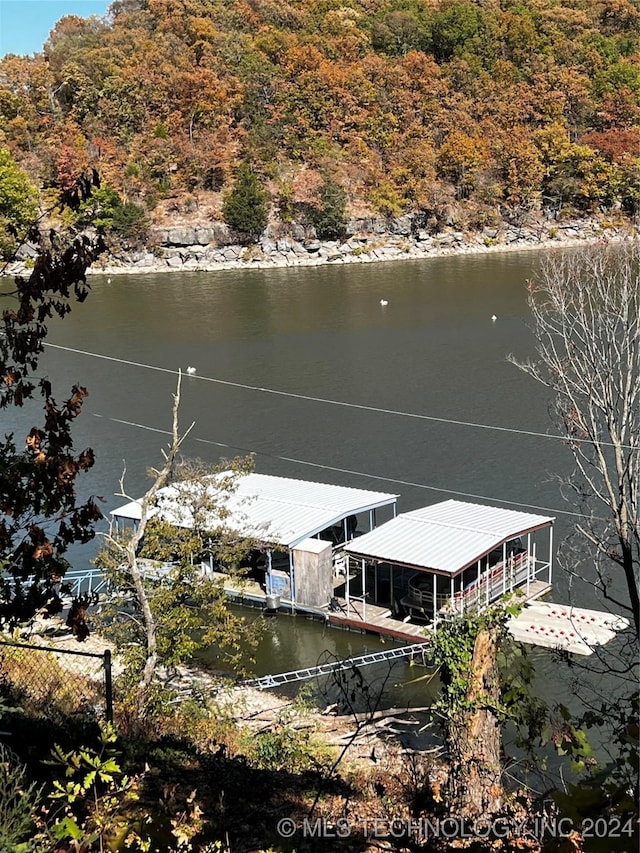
[242, 641, 430, 690]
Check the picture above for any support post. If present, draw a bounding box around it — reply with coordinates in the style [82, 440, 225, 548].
[361, 558, 366, 620]
[526, 533, 531, 597]
[289, 551, 295, 609]
[502, 542, 507, 597]
[433, 573, 437, 628]
[390, 564, 394, 612]
[548, 525, 553, 586]
[346, 558, 350, 609]
[532, 541, 537, 587]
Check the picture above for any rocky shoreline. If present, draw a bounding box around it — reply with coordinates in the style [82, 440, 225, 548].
[6, 214, 636, 278]
[96, 215, 635, 276]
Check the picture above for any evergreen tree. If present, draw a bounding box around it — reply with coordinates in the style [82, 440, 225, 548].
[311, 176, 347, 241]
[78, 185, 148, 240]
[222, 163, 269, 240]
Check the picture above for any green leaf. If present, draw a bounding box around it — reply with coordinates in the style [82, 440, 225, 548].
[52, 815, 84, 841]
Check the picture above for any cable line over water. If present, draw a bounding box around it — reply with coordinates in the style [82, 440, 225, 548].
[46, 343, 635, 451]
[91, 412, 595, 519]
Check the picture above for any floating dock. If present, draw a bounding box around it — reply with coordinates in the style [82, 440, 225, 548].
[64, 566, 629, 657]
[508, 601, 630, 655]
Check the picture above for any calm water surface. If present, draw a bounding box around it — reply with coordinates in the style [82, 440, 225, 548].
[18, 249, 625, 722]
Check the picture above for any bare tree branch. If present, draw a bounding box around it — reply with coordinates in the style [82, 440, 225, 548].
[110, 371, 195, 705]
[509, 239, 639, 638]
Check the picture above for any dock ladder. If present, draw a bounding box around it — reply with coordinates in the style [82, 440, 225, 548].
[242, 641, 430, 690]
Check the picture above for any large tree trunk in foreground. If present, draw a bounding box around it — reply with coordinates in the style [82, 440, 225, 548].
[446, 626, 504, 817]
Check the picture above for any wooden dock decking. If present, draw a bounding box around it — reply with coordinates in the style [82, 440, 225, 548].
[325, 598, 431, 642]
[209, 570, 432, 641]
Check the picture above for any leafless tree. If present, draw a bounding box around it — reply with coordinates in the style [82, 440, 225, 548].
[109, 371, 194, 701]
[98, 374, 261, 714]
[510, 239, 639, 639]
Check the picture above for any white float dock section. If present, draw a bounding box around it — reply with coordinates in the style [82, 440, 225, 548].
[508, 602, 630, 655]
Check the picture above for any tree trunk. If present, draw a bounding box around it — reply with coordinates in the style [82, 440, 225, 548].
[447, 627, 504, 818]
[115, 373, 193, 708]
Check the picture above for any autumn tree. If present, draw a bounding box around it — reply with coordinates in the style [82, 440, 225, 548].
[437, 131, 490, 201]
[0, 181, 106, 628]
[0, 148, 38, 259]
[511, 241, 639, 638]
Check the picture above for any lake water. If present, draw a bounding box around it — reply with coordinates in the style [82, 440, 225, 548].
[13, 248, 627, 723]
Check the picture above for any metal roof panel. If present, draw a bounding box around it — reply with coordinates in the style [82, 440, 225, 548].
[344, 500, 554, 573]
[111, 473, 398, 548]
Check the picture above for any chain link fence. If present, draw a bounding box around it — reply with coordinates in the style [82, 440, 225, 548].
[0, 639, 113, 722]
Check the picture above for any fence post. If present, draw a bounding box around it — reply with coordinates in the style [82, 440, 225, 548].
[103, 649, 113, 723]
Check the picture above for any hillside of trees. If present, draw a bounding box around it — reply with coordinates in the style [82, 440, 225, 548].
[0, 0, 639, 245]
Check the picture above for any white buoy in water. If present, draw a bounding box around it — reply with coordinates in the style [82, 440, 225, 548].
[186, 366, 196, 374]
[491, 314, 497, 321]
[380, 299, 388, 306]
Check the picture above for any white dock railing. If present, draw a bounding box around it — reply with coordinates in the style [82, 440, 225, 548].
[451, 554, 549, 615]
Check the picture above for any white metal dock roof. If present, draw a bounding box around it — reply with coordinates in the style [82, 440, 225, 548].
[343, 499, 554, 575]
[111, 473, 398, 549]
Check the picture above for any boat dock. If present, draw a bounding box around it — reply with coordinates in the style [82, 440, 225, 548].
[213, 570, 628, 657]
[58, 565, 628, 657]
